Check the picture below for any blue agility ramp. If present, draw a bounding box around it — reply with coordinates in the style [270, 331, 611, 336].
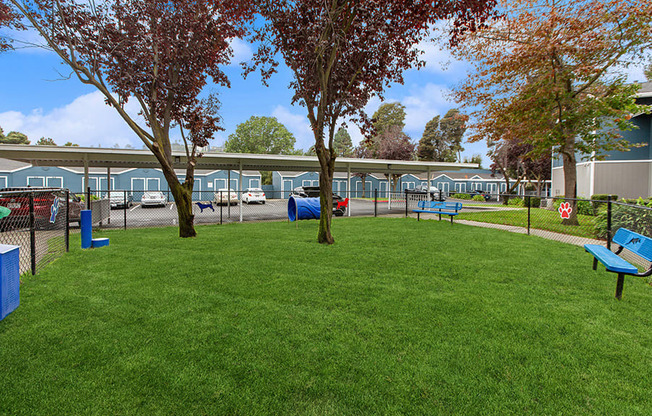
[288, 197, 321, 222]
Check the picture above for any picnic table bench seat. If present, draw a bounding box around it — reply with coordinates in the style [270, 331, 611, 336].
[584, 228, 652, 299]
[413, 201, 463, 224]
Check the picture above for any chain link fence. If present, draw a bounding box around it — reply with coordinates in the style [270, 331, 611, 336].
[89, 188, 410, 229]
[0, 188, 72, 275]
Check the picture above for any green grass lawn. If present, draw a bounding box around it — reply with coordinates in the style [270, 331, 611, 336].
[1, 218, 650, 415]
[458, 208, 599, 239]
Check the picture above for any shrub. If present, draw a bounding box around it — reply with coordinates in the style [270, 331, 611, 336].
[453, 193, 472, 200]
[594, 199, 652, 239]
[523, 197, 541, 208]
[508, 197, 523, 206]
[472, 195, 486, 202]
[591, 194, 618, 211]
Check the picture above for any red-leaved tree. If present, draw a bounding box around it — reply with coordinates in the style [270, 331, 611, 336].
[250, 0, 497, 244]
[0, 0, 23, 52]
[9, 0, 252, 237]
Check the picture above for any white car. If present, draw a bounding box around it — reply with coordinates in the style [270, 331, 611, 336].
[141, 191, 167, 207]
[213, 189, 239, 205]
[108, 191, 133, 208]
[242, 188, 266, 204]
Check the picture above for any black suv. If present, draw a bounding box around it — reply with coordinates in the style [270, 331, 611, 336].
[290, 186, 347, 216]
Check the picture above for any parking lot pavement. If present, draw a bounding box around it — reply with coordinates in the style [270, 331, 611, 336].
[98, 198, 407, 229]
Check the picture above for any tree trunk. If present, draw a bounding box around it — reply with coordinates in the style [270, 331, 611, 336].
[361, 177, 366, 198]
[158, 159, 196, 238]
[317, 156, 335, 244]
[167, 179, 196, 237]
[561, 147, 579, 226]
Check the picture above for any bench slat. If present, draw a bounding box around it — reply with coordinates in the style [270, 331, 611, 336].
[612, 228, 652, 262]
[584, 244, 639, 274]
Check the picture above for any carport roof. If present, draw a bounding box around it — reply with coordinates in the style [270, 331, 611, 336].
[0, 145, 477, 175]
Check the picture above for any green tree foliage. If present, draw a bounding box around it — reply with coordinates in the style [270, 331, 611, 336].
[439, 109, 467, 161]
[225, 116, 298, 155]
[463, 154, 483, 169]
[36, 137, 57, 145]
[417, 116, 438, 161]
[333, 128, 354, 157]
[417, 110, 466, 162]
[372, 102, 406, 138]
[63, 142, 79, 146]
[0, 130, 29, 144]
[645, 62, 652, 81]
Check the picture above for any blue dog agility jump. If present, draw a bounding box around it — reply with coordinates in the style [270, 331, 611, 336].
[81, 210, 109, 249]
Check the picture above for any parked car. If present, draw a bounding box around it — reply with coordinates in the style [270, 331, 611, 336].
[405, 185, 445, 201]
[469, 190, 491, 201]
[213, 189, 239, 205]
[0, 187, 83, 230]
[141, 191, 167, 207]
[290, 186, 346, 216]
[108, 191, 134, 209]
[242, 188, 266, 204]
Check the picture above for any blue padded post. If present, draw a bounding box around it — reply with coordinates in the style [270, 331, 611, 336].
[81, 210, 92, 249]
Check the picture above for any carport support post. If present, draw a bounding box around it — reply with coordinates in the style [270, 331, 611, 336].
[107, 168, 111, 225]
[83, 157, 89, 205]
[347, 164, 351, 217]
[427, 167, 431, 200]
[239, 162, 243, 223]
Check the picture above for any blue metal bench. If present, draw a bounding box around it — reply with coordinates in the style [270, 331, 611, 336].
[413, 201, 463, 224]
[584, 228, 652, 300]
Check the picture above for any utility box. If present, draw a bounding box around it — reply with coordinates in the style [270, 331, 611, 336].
[0, 244, 20, 321]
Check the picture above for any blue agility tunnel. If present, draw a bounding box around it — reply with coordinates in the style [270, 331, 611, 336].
[288, 197, 321, 222]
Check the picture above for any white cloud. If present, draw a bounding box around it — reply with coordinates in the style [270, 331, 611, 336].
[415, 40, 469, 77]
[0, 91, 148, 147]
[271, 105, 313, 151]
[229, 38, 253, 66]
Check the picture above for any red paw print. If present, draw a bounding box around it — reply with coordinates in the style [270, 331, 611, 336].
[558, 202, 572, 219]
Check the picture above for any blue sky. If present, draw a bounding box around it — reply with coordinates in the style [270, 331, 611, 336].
[0, 31, 646, 168]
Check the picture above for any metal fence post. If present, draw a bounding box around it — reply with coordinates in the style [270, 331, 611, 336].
[29, 191, 36, 275]
[220, 191, 223, 225]
[123, 190, 127, 230]
[607, 195, 612, 250]
[374, 188, 378, 217]
[65, 189, 70, 252]
[527, 195, 531, 236]
[86, 186, 91, 210]
[404, 189, 408, 217]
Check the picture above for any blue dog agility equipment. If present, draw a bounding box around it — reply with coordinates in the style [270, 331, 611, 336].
[288, 197, 321, 222]
[81, 210, 110, 249]
[81, 210, 92, 249]
[0, 244, 20, 321]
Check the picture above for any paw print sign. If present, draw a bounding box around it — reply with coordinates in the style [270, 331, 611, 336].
[558, 202, 572, 219]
